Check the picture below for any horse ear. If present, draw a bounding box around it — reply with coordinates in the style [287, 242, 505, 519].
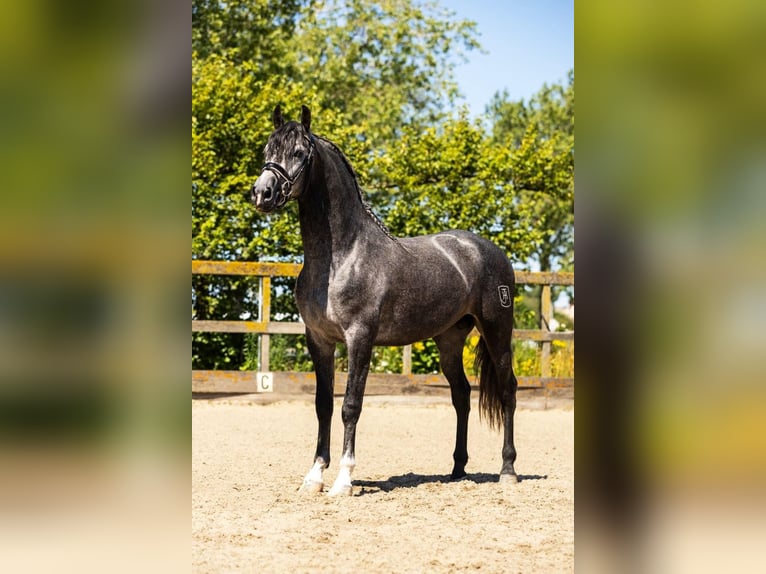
[301, 105, 311, 132]
[272, 105, 284, 129]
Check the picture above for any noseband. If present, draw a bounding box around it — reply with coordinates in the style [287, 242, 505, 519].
[260, 135, 315, 207]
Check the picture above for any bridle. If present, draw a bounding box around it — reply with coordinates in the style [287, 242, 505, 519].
[260, 135, 315, 207]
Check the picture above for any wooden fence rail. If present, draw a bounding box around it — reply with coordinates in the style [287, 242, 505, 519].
[192, 260, 573, 396]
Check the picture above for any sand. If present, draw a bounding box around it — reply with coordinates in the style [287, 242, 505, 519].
[192, 396, 573, 572]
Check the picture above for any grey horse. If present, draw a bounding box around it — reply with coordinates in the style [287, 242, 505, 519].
[251, 105, 519, 495]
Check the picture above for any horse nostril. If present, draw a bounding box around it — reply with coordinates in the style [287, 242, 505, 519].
[252, 181, 275, 206]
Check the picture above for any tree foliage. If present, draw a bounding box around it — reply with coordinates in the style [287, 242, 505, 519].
[487, 70, 574, 271]
[373, 115, 544, 265]
[192, 0, 304, 70]
[488, 69, 574, 148]
[296, 0, 480, 145]
[192, 0, 574, 370]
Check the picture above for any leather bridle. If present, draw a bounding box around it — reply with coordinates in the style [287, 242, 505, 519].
[259, 135, 315, 207]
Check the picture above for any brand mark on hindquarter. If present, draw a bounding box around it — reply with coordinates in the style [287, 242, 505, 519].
[498, 285, 512, 308]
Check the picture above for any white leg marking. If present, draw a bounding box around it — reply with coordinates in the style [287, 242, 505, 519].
[300, 460, 326, 493]
[328, 455, 355, 497]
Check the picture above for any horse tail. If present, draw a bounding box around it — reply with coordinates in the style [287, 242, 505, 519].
[474, 337, 504, 430]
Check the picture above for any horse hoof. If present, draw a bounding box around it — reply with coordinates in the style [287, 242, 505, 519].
[450, 469, 467, 481]
[327, 483, 353, 497]
[299, 479, 324, 494]
[499, 473, 520, 484]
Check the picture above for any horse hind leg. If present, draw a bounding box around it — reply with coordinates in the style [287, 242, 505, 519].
[434, 317, 475, 479]
[475, 321, 519, 483]
[500, 367, 520, 483]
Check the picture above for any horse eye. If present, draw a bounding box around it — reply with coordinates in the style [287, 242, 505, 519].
[293, 150, 304, 159]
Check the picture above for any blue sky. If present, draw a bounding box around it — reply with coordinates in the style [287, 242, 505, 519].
[439, 0, 574, 115]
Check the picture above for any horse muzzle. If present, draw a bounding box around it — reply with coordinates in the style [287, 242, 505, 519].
[251, 172, 283, 213]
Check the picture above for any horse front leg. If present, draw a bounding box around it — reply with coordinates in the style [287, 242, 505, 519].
[300, 330, 336, 493]
[328, 328, 374, 496]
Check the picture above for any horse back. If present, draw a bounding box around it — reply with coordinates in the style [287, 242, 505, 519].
[295, 230, 513, 345]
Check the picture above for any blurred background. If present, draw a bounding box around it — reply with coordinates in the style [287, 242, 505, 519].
[0, 0, 189, 571]
[576, 0, 766, 572]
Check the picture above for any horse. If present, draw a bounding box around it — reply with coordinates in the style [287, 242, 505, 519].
[251, 105, 519, 496]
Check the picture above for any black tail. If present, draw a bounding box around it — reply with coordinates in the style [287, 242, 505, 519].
[474, 337, 504, 430]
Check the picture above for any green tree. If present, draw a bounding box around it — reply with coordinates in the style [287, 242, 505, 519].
[488, 69, 574, 148]
[295, 0, 480, 147]
[192, 0, 483, 369]
[509, 124, 574, 272]
[373, 113, 544, 266]
[192, 0, 304, 70]
[487, 72, 574, 273]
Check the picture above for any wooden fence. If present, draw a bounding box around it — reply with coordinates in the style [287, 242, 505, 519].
[192, 261, 573, 397]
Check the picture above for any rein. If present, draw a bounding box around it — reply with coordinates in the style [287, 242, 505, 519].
[260, 135, 315, 207]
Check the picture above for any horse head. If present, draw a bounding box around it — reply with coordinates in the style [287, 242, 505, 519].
[251, 105, 315, 212]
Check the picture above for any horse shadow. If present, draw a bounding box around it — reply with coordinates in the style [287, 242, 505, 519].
[354, 472, 547, 495]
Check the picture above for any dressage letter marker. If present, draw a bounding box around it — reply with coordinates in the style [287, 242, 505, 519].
[257, 372, 273, 393]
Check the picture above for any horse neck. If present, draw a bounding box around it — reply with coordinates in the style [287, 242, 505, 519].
[298, 139, 388, 267]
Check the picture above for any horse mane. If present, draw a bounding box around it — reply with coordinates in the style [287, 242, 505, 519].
[314, 134, 398, 242]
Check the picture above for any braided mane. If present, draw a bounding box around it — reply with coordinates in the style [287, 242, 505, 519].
[314, 135, 398, 242]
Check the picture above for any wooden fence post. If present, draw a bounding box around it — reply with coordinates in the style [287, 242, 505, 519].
[540, 284, 552, 378]
[259, 276, 271, 372]
[402, 344, 412, 375]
